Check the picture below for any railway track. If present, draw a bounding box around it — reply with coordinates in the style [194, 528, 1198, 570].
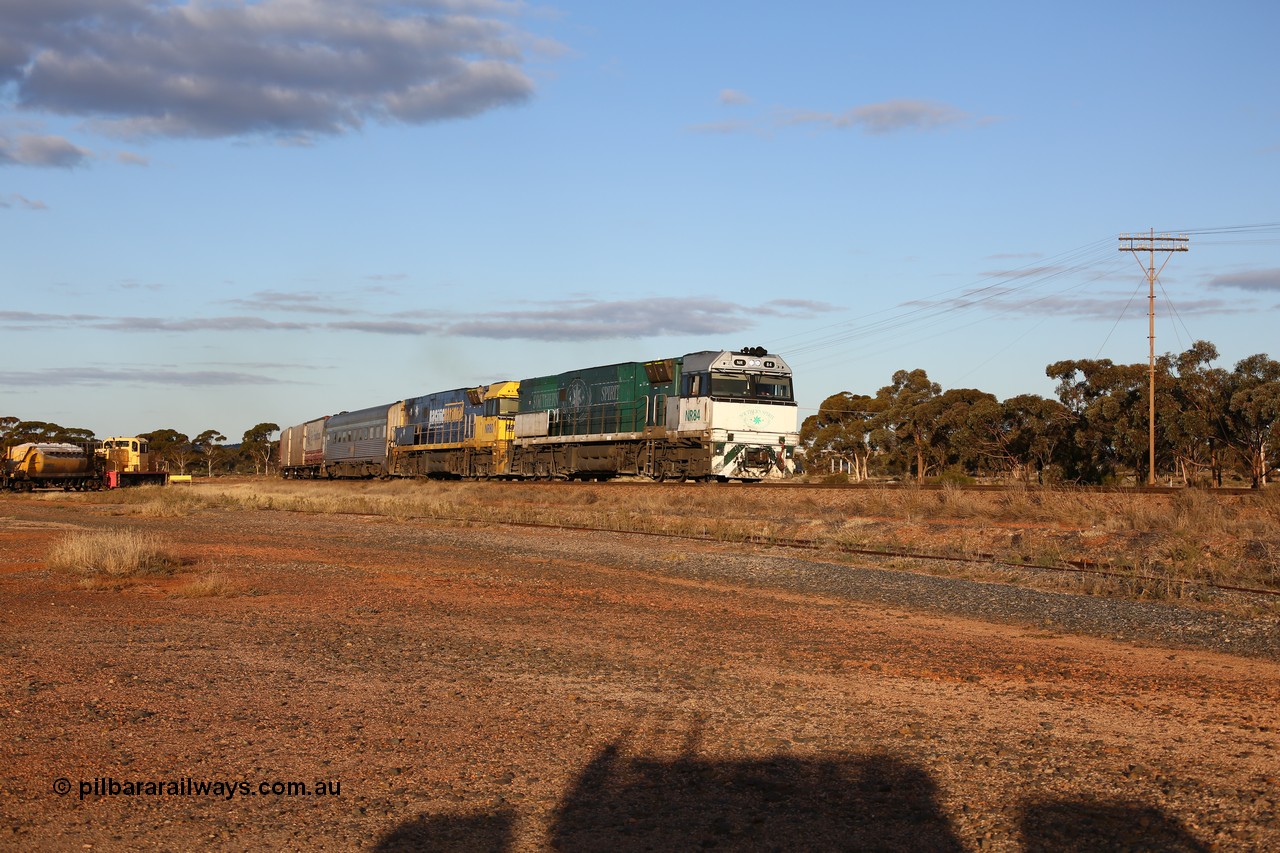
[486, 478, 1265, 496]
[753, 481, 1265, 496]
[420, 511, 1280, 600]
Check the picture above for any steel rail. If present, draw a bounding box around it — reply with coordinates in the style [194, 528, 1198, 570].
[487, 479, 1264, 496]
[418, 513, 1280, 599]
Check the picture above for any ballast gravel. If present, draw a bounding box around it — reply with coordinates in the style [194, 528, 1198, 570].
[373, 519, 1280, 661]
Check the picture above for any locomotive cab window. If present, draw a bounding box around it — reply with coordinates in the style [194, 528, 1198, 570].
[684, 373, 707, 397]
[708, 372, 792, 401]
[484, 398, 520, 417]
[710, 372, 751, 399]
[753, 376, 792, 400]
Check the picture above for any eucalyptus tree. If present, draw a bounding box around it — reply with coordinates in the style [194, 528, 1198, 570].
[242, 423, 280, 476]
[0, 416, 18, 451]
[139, 429, 194, 474]
[2, 420, 96, 447]
[192, 429, 227, 478]
[907, 388, 1000, 478]
[966, 394, 1073, 482]
[1221, 353, 1280, 488]
[799, 392, 881, 480]
[1046, 358, 1168, 484]
[1165, 341, 1229, 485]
[870, 369, 942, 483]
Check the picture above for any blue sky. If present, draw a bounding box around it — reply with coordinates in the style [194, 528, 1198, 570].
[2, 0, 1278, 440]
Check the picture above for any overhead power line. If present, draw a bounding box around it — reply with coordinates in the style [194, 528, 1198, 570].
[782, 238, 1120, 361]
[778, 223, 1280, 371]
[779, 238, 1121, 372]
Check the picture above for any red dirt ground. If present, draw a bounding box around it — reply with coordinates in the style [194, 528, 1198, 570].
[2, 494, 1278, 851]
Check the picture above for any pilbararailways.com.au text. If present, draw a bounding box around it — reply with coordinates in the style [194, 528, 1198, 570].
[57, 777, 342, 801]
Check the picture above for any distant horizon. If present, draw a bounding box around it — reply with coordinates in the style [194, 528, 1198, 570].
[3, 329, 1273, 444]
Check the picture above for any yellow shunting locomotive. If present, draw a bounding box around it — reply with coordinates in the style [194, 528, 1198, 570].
[98, 436, 170, 487]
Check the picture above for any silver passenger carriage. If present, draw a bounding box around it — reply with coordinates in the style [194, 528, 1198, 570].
[323, 403, 395, 478]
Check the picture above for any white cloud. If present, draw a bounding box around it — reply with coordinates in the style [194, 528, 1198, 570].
[784, 99, 974, 134]
[1206, 268, 1280, 292]
[689, 97, 987, 137]
[686, 120, 756, 136]
[2, 0, 546, 143]
[93, 316, 315, 332]
[225, 290, 361, 316]
[0, 367, 285, 388]
[909, 289, 1245, 321]
[0, 193, 50, 210]
[0, 295, 834, 341]
[430, 296, 825, 340]
[0, 133, 92, 167]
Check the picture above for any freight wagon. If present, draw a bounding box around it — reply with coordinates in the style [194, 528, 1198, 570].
[1, 443, 102, 491]
[2, 436, 169, 491]
[280, 417, 328, 478]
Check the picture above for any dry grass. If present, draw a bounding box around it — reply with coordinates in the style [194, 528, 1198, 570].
[57, 477, 1280, 609]
[173, 571, 237, 598]
[47, 529, 178, 578]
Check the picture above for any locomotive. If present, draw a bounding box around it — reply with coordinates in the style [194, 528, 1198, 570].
[98, 436, 170, 487]
[279, 347, 799, 482]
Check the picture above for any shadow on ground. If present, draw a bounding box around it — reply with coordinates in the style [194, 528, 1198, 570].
[375, 740, 1208, 852]
[1018, 798, 1209, 852]
[374, 809, 516, 852]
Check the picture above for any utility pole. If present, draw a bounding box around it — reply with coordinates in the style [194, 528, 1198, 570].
[1119, 230, 1189, 486]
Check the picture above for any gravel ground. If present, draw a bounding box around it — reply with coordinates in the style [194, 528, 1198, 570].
[2, 498, 1278, 851]
[413, 520, 1280, 661]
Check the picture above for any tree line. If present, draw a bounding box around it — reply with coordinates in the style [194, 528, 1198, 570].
[800, 340, 1280, 487]
[0, 418, 280, 477]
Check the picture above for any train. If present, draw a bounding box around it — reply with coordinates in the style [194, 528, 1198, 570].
[279, 347, 799, 482]
[98, 436, 171, 488]
[1, 436, 170, 492]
